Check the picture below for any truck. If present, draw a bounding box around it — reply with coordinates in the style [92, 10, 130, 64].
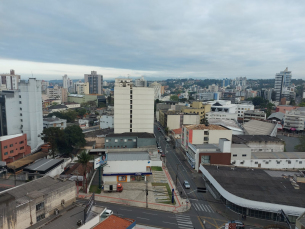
[103, 183, 123, 192]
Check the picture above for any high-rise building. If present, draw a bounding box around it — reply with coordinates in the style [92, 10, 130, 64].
[222, 78, 230, 87]
[74, 82, 89, 95]
[61, 88, 68, 103]
[114, 78, 154, 134]
[0, 69, 21, 90]
[62, 74, 68, 88]
[0, 78, 44, 152]
[149, 82, 162, 100]
[274, 67, 292, 102]
[134, 76, 147, 87]
[84, 71, 103, 94]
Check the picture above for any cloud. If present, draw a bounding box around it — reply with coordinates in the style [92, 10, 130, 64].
[0, 0, 305, 79]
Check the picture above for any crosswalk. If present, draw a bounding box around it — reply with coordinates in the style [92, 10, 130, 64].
[176, 214, 194, 229]
[192, 202, 215, 213]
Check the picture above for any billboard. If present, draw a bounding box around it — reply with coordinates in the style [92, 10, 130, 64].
[94, 152, 107, 169]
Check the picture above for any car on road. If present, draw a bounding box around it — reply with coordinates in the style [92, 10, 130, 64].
[158, 127, 161, 131]
[104, 209, 113, 216]
[183, 180, 190, 189]
[226, 220, 245, 229]
[161, 152, 166, 157]
[159, 148, 163, 153]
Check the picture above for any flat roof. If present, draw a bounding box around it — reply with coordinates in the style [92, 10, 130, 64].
[24, 158, 64, 173]
[252, 151, 305, 160]
[43, 117, 66, 122]
[7, 152, 48, 169]
[0, 133, 23, 141]
[203, 165, 305, 208]
[106, 132, 155, 138]
[184, 124, 228, 130]
[108, 152, 150, 161]
[192, 144, 219, 150]
[243, 120, 276, 135]
[232, 135, 284, 144]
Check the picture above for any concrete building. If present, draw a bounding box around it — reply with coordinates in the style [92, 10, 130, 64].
[243, 120, 278, 137]
[181, 102, 211, 121]
[149, 82, 162, 100]
[41, 81, 49, 92]
[0, 133, 31, 164]
[181, 124, 232, 150]
[84, 71, 103, 94]
[75, 82, 89, 95]
[0, 176, 77, 229]
[48, 104, 68, 113]
[114, 78, 154, 134]
[205, 112, 238, 121]
[196, 92, 221, 101]
[222, 78, 230, 87]
[274, 67, 292, 102]
[46, 85, 61, 99]
[208, 84, 218, 92]
[243, 110, 266, 122]
[209, 100, 236, 113]
[283, 109, 305, 131]
[0, 69, 21, 90]
[103, 151, 162, 183]
[43, 116, 67, 129]
[276, 105, 299, 114]
[68, 94, 98, 105]
[134, 76, 147, 87]
[62, 74, 68, 88]
[61, 88, 68, 103]
[200, 164, 305, 223]
[79, 119, 89, 128]
[0, 79, 44, 152]
[208, 119, 244, 135]
[100, 115, 114, 129]
[236, 103, 254, 118]
[232, 135, 284, 152]
[105, 132, 155, 149]
[159, 110, 200, 130]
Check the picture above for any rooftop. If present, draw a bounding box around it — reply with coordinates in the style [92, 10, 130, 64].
[7, 152, 48, 170]
[49, 104, 68, 109]
[43, 116, 66, 122]
[232, 135, 284, 144]
[208, 119, 242, 131]
[63, 162, 94, 176]
[68, 94, 84, 98]
[171, 128, 182, 134]
[24, 158, 64, 173]
[93, 215, 135, 229]
[106, 132, 155, 138]
[252, 151, 305, 160]
[191, 143, 220, 151]
[244, 110, 265, 114]
[108, 152, 150, 161]
[0, 133, 23, 141]
[184, 124, 228, 131]
[267, 112, 285, 120]
[202, 165, 305, 208]
[243, 120, 276, 135]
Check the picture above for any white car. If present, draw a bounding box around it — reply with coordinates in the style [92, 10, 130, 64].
[104, 209, 113, 216]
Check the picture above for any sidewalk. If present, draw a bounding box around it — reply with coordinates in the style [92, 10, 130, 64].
[79, 164, 191, 213]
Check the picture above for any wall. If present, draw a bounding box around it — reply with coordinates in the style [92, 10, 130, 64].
[234, 158, 305, 169]
[105, 136, 137, 148]
[230, 145, 251, 161]
[85, 137, 105, 148]
[208, 130, 232, 144]
[100, 116, 114, 129]
[199, 153, 231, 166]
[183, 115, 200, 126]
[246, 141, 284, 152]
[167, 115, 180, 130]
[103, 160, 152, 174]
[276, 106, 298, 114]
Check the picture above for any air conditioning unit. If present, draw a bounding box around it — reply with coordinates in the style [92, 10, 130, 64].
[54, 208, 59, 215]
[61, 199, 65, 206]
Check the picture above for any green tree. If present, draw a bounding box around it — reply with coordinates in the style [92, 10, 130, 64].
[170, 95, 179, 101]
[41, 127, 63, 158]
[76, 108, 87, 118]
[290, 99, 296, 106]
[299, 100, 305, 107]
[295, 136, 305, 152]
[77, 151, 93, 193]
[52, 102, 59, 106]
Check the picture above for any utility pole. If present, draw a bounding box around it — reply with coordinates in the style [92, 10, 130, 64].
[146, 179, 148, 208]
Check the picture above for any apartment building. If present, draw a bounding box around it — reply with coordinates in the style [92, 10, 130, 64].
[243, 110, 266, 122]
[181, 124, 232, 150]
[62, 74, 68, 88]
[236, 103, 254, 118]
[149, 82, 162, 99]
[114, 78, 154, 133]
[134, 76, 147, 87]
[196, 92, 220, 101]
[0, 133, 31, 164]
[181, 101, 211, 121]
[46, 85, 62, 99]
[283, 109, 305, 131]
[274, 67, 292, 102]
[205, 112, 238, 121]
[84, 71, 103, 94]
[159, 110, 200, 130]
[0, 69, 21, 90]
[75, 82, 89, 94]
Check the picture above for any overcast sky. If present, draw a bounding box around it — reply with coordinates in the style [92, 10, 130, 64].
[1, 0, 305, 80]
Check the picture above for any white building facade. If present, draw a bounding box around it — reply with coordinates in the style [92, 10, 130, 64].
[100, 115, 114, 129]
[205, 112, 238, 121]
[43, 116, 67, 129]
[149, 82, 162, 100]
[114, 79, 154, 134]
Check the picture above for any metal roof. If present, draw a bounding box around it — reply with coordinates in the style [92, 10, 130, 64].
[24, 158, 64, 173]
[107, 152, 150, 161]
[267, 112, 284, 120]
[243, 120, 276, 135]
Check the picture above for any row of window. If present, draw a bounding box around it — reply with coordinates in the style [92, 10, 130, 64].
[106, 139, 136, 143]
[232, 154, 247, 157]
[3, 141, 24, 149]
[3, 147, 25, 155]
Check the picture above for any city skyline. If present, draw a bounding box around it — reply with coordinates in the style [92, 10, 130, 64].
[1, 1, 305, 80]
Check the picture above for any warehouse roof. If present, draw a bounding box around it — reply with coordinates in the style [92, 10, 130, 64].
[107, 152, 150, 161]
[106, 132, 155, 138]
[24, 158, 64, 174]
[232, 135, 284, 144]
[202, 165, 305, 208]
[252, 151, 305, 160]
[267, 112, 285, 120]
[7, 152, 48, 170]
[184, 124, 228, 130]
[243, 120, 276, 135]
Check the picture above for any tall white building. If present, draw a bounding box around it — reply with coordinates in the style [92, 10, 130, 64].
[114, 78, 154, 133]
[62, 74, 68, 88]
[134, 76, 147, 87]
[0, 69, 21, 90]
[0, 78, 44, 152]
[149, 82, 162, 100]
[274, 67, 292, 102]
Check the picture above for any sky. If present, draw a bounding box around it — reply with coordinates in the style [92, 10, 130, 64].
[0, 0, 305, 80]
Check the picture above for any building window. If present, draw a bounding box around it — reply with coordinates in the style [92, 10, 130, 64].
[19, 95, 21, 98]
[299, 161, 302, 164]
[19, 101, 22, 104]
[277, 161, 280, 164]
[4, 152, 8, 155]
[20, 108, 22, 111]
[233, 154, 237, 157]
[242, 154, 247, 157]
[36, 214, 45, 222]
[288, 161, 291, 164]
[266, 162, 269, 164]
[202, 155, 210, 164]
[10, 150, 14, 153]
[36, 202, 45, 211]
[4, 146, 7, 149]
[20, 119, 23, 122]
[20, 113, 22, 116]
[254, 161, 258, 164]
[259, 149, 263, 151]
[9, 144, 13, 147]
[20, 146, 24, 150]
[204, 131, 208, 135]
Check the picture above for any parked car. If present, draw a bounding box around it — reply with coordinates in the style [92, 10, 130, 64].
[161, 152, 166, 157]
[226, 220, 245, 229]
[183, 180, 190, 189]
[159, 148, 163, 153]
[104, 209, 113, 216]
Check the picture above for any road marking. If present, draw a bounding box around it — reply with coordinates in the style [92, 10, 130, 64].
[200, 204, 206, 211]
[192, 204, 198, 211]
[137, 217, 150, 220]
[176, 215, 194, 229]
[187, 189, 196, 195]
[120, 208, 132, 211]
[142, 212, 158, 215]
[205, 205, 211, 212]
[208, 205, 214, 213]
[162, 221, 177, 225]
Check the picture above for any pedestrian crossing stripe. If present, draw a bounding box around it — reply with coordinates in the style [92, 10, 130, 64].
[193, 203, 214, 212]
[176, 214, 194, 229]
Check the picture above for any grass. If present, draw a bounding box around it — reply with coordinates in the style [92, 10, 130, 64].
[152, 182, 176, 205]
[89, 185, 101, 194]
[151, 166, 163, 171]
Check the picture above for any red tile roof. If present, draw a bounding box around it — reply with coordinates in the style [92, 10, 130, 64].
[172, 128, 182, 134]
[93, 215, 135, 229]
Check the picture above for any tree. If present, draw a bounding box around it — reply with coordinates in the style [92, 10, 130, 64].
[251, 97, 266, 107]
[76, 108, 87, 118]
[64, 125, 86, 149]
[170, 95, 179, 101]
[295, 136, 305, 152]
[290, 98, 296, 106]
[41, 127, 63, 158]
[77, 151, 93, 193]
[52, 102, 58, 106]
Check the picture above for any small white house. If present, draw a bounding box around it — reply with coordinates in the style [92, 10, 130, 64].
[79, 119, 89, 128]
[100, 115, 114, 129]
[43, 116, 67, 129]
